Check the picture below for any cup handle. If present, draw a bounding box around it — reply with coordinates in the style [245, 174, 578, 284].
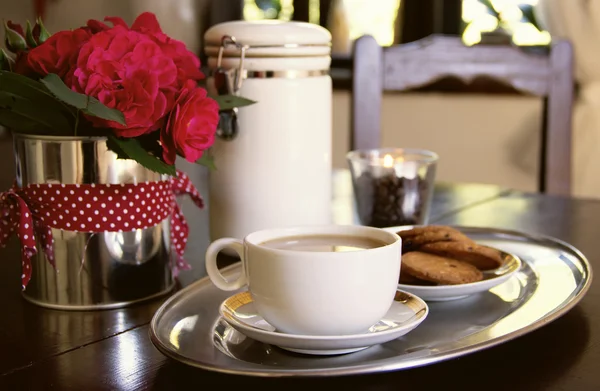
[205, 238, 247, 291]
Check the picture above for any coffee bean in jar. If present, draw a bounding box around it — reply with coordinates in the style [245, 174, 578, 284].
[353, 171, 433, 228]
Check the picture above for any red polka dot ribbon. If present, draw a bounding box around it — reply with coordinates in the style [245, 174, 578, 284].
[0, 171, 203, 289]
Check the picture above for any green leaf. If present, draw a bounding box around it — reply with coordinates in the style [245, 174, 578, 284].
[196, 151, 216, 170]
[0, 71, 76, 134]
[107, 134, 176, 176]
[0, 108, 54, 134]
[0, 71, 76, 135]
[86, 99, 126, 125]
[104, 133, 129, 159]
[40, 73, 87, 108]
[36, 18, 51, 43]
[212, 94, 256, 111]
[0, 71, 62, 104]
[41, 73, 126, 125]
[25, 20, 38, 48]
[0, 49, 14, 71]
[136, 132, 163, 157]
[0, 91, 71, 132]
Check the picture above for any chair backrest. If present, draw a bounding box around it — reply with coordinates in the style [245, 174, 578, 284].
[351, 34, 574, 196]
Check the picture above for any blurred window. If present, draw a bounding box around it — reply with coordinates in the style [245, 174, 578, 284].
[243, 0, 400, 46]
[463, 0, 550, 46]
[243, 0, 550, 47]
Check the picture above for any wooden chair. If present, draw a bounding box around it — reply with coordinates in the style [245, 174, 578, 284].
[351, 34, 574, 196]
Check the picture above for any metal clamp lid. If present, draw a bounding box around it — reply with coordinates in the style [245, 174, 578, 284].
[212, 35, 329, 142]
[213, 35, 246, 141]
[216, 35, 248, 94]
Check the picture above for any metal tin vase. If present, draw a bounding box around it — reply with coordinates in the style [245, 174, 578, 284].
[12, 134, 174, 310]
[204, 21, 333, 241]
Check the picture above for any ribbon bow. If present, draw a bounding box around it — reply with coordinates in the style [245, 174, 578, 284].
[0, 188, 54, 289]
[0, 171, 203, 289]
[169, 172, 204, 274]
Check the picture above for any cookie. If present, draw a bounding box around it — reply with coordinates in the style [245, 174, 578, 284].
[399, 270, 435, 285]
[399, 226, 474, 253]
[402, 251, 483, 285]
[397, 225, 453, 238]
[418, 242, 503, 270]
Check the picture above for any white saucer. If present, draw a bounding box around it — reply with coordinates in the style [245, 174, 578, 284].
[384, 226, 523, 301]
[218, 289, 428, 356]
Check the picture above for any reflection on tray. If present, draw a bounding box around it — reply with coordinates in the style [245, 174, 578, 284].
[211, 265, 532, 368]
[151, 227, 592, 376]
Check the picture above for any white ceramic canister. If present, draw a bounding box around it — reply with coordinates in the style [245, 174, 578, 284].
[204, 21, 332, 241]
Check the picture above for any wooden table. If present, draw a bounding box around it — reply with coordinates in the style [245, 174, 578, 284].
[0, 169, 597, 390]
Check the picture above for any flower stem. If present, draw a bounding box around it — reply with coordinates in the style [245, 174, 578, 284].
[74, 109, 80, 136]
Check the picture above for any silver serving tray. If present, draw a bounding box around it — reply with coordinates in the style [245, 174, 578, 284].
[149, 227, 593, 377]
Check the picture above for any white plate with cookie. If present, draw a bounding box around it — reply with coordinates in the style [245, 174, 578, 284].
[384, 226, 522, 301]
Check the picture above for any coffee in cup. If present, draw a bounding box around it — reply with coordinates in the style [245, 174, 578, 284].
[205, 225, 402, 336]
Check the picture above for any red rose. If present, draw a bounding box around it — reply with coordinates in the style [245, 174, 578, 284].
[72, 26, 178, 137]
[13, 52, 31, 75]
[20, 28, 91, 84]
[83, 16, 128, 34]
[86, 13, 204, 89]
[161, 81, 219, 164]
[130, 13, 204, 86]
[83, 19, 111, 34]
[150, 31, 204, 89]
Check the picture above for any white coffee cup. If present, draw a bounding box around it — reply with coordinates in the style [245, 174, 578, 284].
[205, 225, 402, 336]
